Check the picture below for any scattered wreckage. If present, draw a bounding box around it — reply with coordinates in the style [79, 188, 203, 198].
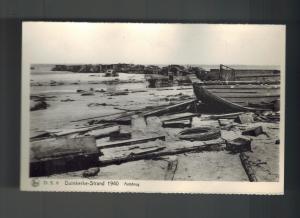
[29, 96, 280, 182]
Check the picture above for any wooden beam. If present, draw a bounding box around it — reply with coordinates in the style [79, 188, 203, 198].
[160, 112, 199, 122]
[85, 126, 120, 139]
[97, 135, 166, 149]
[143, 100, 197, 118]
[100, 142, 225, 166]
[239, 152, 258, 182]
[162, 119, 192, 128]
[206, 112, 245, 120]
[52, 124, 112, 137]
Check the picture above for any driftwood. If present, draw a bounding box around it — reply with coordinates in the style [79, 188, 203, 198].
[239, 152, 258, 182]
[88, 113, 134, 126]
[100, 142, 225, 166]
[97, 135, 166, 149]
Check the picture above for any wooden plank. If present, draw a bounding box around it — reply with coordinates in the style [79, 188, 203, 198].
[162, 119, 192, 128]
[160, 112, 199, 122]
[143, 100, 197, 118]
[85, 126, 120, 139]
[52, 124, 111, 137]
[240, 152, 258, 182]
[206, 112, 245, 120]
[71, 111, 134, 123]
[99, 143, 164, 161]
[97, 135, 166, 149]
[100, 142, 225, 166]
[100, 145, 166, 162]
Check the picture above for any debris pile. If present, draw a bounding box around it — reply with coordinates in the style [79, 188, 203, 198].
[30, 95, 55, 111]
[30, 97, 280, 182]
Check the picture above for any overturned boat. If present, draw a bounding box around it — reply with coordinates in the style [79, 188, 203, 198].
[192, 65, 281, 113]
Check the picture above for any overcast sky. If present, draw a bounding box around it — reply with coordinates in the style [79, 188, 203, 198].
[23, 22, 285, 66]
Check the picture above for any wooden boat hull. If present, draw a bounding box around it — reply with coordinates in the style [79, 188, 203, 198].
[193, 82, 280, 113]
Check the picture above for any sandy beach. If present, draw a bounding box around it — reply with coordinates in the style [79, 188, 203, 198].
[30, 70, 280, 182]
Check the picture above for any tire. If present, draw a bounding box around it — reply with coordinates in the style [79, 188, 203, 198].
[178, 126, 221, 141]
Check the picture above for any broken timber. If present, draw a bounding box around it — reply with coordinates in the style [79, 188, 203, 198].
[143, 100, 197, 118]
[97, 135, 166, 149]
[162, 119, 192, 128]
[85, 126, 120, 139]
[160, 112, 200, 122]
[31, 124, 114, 141]
[109, 132, 132, 141]
[99, 142, 225, 166]
[99, 143, 166, 162]
[205, 112, 244, 120]
[239, 152, 258, 182]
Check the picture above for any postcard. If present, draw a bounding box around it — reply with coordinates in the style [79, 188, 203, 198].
[21, 22, 285, 194]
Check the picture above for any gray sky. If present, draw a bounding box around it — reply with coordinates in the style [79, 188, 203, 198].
[23, 22, 285, 66]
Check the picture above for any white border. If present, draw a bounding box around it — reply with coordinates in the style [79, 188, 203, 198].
[20, 22, 285, 194]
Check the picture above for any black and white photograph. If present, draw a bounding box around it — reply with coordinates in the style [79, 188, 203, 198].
[21, 22, 285, 194]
